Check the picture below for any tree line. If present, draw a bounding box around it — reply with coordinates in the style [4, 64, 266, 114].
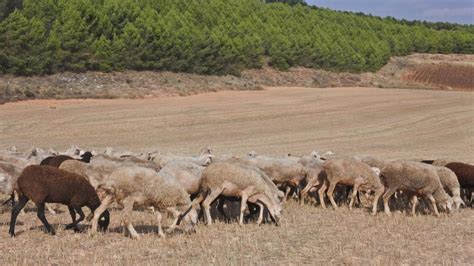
[0, 0, 473, 76]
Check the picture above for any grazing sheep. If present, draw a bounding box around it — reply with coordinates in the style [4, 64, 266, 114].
[59, 160, 107, 188]
[40, 152, 94, 168]
[158, 161, 205, 196]
[297, 151, 325, 168]
[321, 158, 384, 215]
[90, 166, 198, 239]
[152, 153, 213, 167]
[0, 153, 29, 170]
[91, 154, 161, 172]
[380, 160, 453, 216]
[433, 166, 464, 209]
[241, 156, 307, 203]
[356, 155, 387, 169]
[63, 145, 84, 157]
[0, 162, 22, 206]
[444, 162, 474, 206]
[59, 155, 160, 189]
[9, 165, 110, 237]
[190, 161, 283, 226]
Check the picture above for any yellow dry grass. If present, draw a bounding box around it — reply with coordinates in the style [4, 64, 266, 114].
[0, 201, 473, 264]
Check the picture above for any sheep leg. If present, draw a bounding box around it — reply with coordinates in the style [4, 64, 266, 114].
[427, 194, 440, 217]
[371, 187, 384, 215]
[202, 188, 223, 226]
[166, 207, 181, 232]
[318, 180, 328, 209]
[90, 194, 113, 236]
[217, 198, 230, 222]
[256, 202, 264, 225]
[300, 184, 312, 206]
[36, 202, 55, 235]
[121, 197, 139, 239]
[326, 182, 338, 210]
[65, 207, 77, 230]
[283, 186, 291, 203]
[71, 207, 85, 232]
[239, 193, 250, 226]
[349, 179, 363, 210]
[410, 195, 418, 216]
[155, 210, 165, 238]
[9, 195, 29, 237]
[382, 188, 397, 216]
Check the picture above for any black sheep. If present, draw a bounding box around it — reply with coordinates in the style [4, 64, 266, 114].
[40, 152, 93, 167]
[9, 165, 109, 237]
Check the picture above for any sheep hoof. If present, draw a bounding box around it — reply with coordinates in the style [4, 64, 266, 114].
[9, 232, 15, 238]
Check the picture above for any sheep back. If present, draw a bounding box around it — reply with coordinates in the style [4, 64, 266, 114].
[106, 166, 191, 210]
[445, 162, 474, 188]
[16, 165, 101, 209]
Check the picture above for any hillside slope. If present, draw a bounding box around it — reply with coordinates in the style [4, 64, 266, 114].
[1, 0, 473, 76]
[1, 54, 472, 103]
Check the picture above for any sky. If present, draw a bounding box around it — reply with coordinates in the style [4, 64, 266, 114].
[307, 0, 474, 25]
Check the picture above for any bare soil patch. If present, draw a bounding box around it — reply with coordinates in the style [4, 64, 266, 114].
[1, 87, 473, 160]
[401, 64, 474, 90]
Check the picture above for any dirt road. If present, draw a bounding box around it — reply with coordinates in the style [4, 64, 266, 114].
[1, 86, 473, 160]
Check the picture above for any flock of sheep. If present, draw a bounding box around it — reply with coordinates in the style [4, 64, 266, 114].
[0, 145, 472, 239]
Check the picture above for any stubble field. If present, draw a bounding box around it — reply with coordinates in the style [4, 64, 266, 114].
[0, 86, 473, 264]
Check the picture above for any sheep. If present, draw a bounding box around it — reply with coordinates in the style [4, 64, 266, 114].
[40, 152, 94, 167]
[432, 166, 464, 209]
[89, 166, 198, 239]
[9, 165, 110, 237]
[0, 161, 22, 207]
[241, 156, 307, 203]
[59, 160, 106, 189]
[0, 153, 29, 169]
[444, 162, 474, 206]
[189, 161, 283, 226]
[59, 155, 160, 189]
[63, 145, 85, 157]
[320, 158, 384, 215]
[91, 154, 161, 173]
[158, 161, 205, 197]
[355, 155, 387, 169]
[151, 153, 213, 168]
[380, 160, 453, 216]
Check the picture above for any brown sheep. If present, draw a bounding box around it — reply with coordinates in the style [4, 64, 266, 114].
[9, 165, 109, 237]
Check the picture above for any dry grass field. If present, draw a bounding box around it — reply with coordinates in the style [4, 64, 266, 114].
[0, 86, 473, 264]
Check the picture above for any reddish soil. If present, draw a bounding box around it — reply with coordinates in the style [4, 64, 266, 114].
[401, 64, 474, 90]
